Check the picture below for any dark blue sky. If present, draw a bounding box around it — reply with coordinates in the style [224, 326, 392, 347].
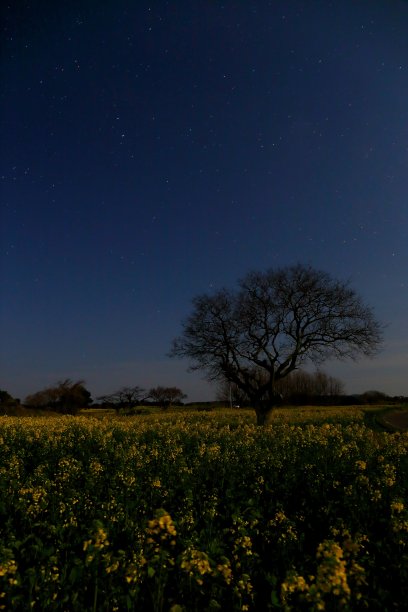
[1, 1, 407, 401]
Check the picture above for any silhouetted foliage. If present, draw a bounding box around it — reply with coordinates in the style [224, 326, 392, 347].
[25, 379, 92, 414]
[148, 386, 187, 410]
[97, 386, 147, 412]
[0, 389, 19, 411]
[360, 390, 389, 404]
[171, 264, 383, 424]
[276, 369, 344, 402]
[216, 369, 344, 406]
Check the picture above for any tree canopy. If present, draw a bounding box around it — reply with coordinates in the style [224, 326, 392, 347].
[171, 264, 383, 424]
[97, 386, 147, 412]
[0, 389, 19, 411]
[25, 379, 92, 414]
[148, 386, 187, 410]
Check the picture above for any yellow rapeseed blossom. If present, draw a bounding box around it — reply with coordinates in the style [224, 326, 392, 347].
[216, 560, 233, 584]
[234, 535, 253, 558]
[281, 573, 309, 601]
[382, 464, 396, 487]
[1, 411, 407, 610]
[0, 559, 17, 578]
[83, 539, 92, 552]
[281, 540, 353, 609]
[314, 540, 351, 599]
[123, 552, 146, 585]
[83, 524, 110, 565]
[180, 549, 212, 584]
[147, 512, 177, 538]
[89, 459, 104, 475]
[94, 527, 109, 549]
[391, 500, 405, 513]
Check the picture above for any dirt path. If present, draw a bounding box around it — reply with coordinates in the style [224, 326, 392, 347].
[379, 410, 408, 432]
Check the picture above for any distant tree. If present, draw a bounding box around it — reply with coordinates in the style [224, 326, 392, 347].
[25, 379, 92, 414]
[0, 389, 19, 411]
[360, 390, 389, 404]
[321, 372, 344, 397]
[170, 264, 383, 425]
[275, 369, 344, 400]
[97, 386, 146, 412]
[148, 386, 187, 410]
[216, 380, 250, 407]
[217, 369, 344, 406]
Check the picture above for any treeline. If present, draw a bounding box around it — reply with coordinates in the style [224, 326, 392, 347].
[1, 380, 187, 415]
[217, 369, 407, 407]
[275, 369, 344, 401]
[217, 369, 344, 406]
[97, 385, 187, 412]
[1, 375, 406, 417]
[24, 379, 92, 414]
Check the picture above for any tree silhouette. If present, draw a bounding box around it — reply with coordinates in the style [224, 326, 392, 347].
[171, 264, 382, 424]
[148, 386, 187, 410]
[97, 386, 147, 412]
[25, 379, 92, 414]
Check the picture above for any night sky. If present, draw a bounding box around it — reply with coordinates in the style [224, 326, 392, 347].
[1, 1, 407, 402]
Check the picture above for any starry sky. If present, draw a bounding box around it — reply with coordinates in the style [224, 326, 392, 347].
[1, 1, 407, 402]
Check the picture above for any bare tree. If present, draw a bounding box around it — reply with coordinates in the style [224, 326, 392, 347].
[148, 386, 187, 410]
[170, 264, 382, 425]
[313, 370, 344, 396]
[97, 386, 146, 412]
[275, 369, 344, 401]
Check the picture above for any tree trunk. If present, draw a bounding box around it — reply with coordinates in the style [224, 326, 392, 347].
[254, 405, 274, 426]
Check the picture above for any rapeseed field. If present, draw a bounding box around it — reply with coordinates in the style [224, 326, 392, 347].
[0, 409, 407, 610]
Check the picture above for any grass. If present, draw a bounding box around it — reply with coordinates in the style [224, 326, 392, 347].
[79, 402, 408, 431]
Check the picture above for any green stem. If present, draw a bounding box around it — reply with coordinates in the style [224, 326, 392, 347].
[93, 578, 98, 612]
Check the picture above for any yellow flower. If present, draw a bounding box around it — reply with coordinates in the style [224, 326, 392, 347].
[94, 527, 109, 549]
[147, 511, 177, 538]
[180, 549, 212, 583]
[281, 573, 308, 597]
[216, 562, 233, 584]
[391, 500, 404, 513]
[83, 539, 92, 551]
[0, 560, 17, 578]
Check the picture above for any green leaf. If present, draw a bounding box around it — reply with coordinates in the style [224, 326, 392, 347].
[147, 565, 155, 578]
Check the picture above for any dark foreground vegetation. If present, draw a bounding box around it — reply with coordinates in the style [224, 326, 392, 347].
[0, 407, 407, 610]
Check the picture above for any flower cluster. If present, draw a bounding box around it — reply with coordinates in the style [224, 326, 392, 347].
[0, 410, 407, 609]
